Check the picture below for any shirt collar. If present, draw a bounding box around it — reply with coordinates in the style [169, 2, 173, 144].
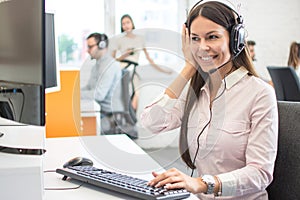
[201, 66, 249, 93]
[224, 66, 249, 89]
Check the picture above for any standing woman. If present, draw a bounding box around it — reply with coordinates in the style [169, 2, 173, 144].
[111, 14, 170, 73]
[141, 1, 278, 199]
[111, 14, 171, 110]
[287, 41, 300, 77]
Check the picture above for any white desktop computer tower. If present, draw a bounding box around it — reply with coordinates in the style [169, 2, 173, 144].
[0, 117, 45, 200]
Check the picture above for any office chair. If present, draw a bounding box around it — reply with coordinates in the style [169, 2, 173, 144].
[266, 101, 300, 200]
[101, 69, 138, 139]
[267, 66, 300, 101]
[120, 59, 139, 99]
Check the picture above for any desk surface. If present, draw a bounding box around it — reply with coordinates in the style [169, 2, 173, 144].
[80, 99, 100, 114]
[43, 135, 196, 200]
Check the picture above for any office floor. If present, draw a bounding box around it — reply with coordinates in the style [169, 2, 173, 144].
[143, 147, 192, 175]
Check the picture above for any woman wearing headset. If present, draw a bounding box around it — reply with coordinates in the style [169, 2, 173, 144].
[141, 1, 278, 199]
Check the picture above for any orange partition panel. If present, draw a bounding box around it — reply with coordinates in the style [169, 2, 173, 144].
[45, 70, 81, 138]
[81, 116, 97, 136]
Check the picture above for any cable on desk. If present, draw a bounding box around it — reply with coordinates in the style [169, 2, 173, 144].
[44, 169, 56, 173]
[44, 183, 84, 191]
[44, 169, 85, 190]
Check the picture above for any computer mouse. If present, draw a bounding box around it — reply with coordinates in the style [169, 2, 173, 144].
[63, 157, 93, 168]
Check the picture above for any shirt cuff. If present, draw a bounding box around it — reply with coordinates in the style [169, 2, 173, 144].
[217, 173, 237, 196]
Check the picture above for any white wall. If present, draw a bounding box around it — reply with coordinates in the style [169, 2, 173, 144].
[189, 0, 300, 69]
[242, 0, 300, 68]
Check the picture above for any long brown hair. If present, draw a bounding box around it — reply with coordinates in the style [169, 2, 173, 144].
[179, 1, 257, 169]
[287, 42, 300, 69]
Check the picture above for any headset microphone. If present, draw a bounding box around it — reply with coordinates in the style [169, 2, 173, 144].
[208, 57, 233, 74]
[208, 68, 218, 74]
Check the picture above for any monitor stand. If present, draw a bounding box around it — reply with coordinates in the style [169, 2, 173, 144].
[0, 117, 45, 200]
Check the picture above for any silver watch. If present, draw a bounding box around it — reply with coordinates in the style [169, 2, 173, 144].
[201, 175, 215, 194]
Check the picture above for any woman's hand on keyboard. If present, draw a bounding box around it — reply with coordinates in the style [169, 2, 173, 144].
[147, 168, 206, 194]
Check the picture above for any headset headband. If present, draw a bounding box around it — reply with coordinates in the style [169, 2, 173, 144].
[188, 0, 243, 24]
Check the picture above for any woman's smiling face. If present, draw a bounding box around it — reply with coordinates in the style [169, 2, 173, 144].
[190, 15, 231, 73]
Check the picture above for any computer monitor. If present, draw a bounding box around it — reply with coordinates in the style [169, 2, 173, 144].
[0, 0, 45, 126]
[45, 12, 60, 93]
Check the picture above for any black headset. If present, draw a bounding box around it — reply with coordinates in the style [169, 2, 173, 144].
[186, 0, 245, 57]
[98, 33, 108, 49]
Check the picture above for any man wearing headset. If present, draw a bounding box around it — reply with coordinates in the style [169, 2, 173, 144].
[81, 33, 123, 131]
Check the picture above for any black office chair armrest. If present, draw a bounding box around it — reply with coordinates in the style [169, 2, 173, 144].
[120, 59, 139, 69]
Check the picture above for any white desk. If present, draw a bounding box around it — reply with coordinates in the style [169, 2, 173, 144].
[43, 135, 197, 200]
[0, 120, 45, 200]
[80, 99, 100, 114]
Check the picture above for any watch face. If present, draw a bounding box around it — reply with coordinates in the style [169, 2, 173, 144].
[202, 175, 215, 194]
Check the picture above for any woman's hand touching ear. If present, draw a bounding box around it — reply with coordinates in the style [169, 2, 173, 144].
[182, 24, 197, 70]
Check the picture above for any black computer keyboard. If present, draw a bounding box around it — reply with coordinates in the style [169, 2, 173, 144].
[56, 166, 190, 200]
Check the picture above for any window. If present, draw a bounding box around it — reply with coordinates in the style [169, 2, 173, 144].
[46, 0, 104, 68]
[114, 0, 186, 71]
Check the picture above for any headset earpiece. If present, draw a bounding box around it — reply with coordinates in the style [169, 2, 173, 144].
[230, 17, 245, 57]
[98, 34, 107, 49]
[98, 41, 106, 49]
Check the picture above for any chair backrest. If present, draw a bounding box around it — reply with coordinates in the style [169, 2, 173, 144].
[267, 66, 300, 101]
[101, 69, 138, 139]
[267, 101, 300, 200]
[121, 69, 137, 124]
[120, 59, 139, 99]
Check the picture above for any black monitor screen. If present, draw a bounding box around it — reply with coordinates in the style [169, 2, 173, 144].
[0, 0, 45, 126]
[45, 12, 60, 91]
